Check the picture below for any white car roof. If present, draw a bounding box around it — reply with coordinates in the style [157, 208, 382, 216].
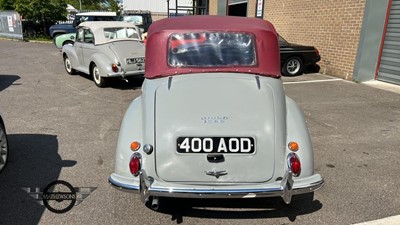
[78, 21, 140, 45]
[76, 11, 116, 16]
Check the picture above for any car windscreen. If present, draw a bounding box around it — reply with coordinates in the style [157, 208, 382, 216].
[122, 15, 143, 25]
[168, 32, 256, 68]
[103, 27, 140, 40]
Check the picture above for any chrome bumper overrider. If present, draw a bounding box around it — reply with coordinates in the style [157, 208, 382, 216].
[109, 170, 324, 204]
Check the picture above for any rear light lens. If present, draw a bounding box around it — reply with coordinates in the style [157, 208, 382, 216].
[288, 141, 299, 151]
[315, 48, 320, 56]
[130, 141, 141, 151]
[111, 63, 119, 72]
[287, 153, 301, 177]
[129, 153, 141, 176]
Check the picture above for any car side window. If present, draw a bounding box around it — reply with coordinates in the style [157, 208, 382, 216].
[76, 28, 84, 43]
[84, 29, 94, 44]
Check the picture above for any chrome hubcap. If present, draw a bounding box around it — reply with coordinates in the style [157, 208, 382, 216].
[65, 58, 71, 72]
[0, 127, 8, 171]
[287, 59, 300, 74]
[93, 66, 101, 84]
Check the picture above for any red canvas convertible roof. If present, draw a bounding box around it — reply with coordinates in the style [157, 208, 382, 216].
[145, 16, 281, 79]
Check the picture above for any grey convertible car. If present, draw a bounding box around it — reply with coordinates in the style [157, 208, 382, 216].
[109, 16, 324, 210]
[62, 21, 145, 87]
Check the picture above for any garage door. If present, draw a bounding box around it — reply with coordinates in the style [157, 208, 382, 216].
[377, 0, 400, 85]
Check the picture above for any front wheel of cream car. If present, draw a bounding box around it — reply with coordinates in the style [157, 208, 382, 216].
[91, 63, 107, 88]
[64, 55, 76, 75]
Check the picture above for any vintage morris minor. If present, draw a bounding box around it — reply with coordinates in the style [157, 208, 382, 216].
[109, 16, 324, 209]
[62, 21, 145, 87]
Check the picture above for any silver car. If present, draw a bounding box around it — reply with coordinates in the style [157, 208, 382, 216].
[62, 21, 145, 87]
[109, 16, 324, 210]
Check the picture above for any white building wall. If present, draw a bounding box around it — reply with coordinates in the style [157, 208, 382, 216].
[122, 0, 194, 14]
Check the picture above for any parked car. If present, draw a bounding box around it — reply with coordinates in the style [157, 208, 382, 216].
[0, 115, 8, 173]
[279, 35, 321, 76]
[108, 16, 324, 210]
[55, 33, 76, 49]
[120, 10, 152, 33]
[62, 21, 145, 87]
[54, 12, 151, 49]
[49, 11, 117, 40]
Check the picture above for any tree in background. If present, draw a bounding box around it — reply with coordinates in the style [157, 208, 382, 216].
[1, 0, 120, 36]
[0, 0, 15, 10]
[14, 0, 67, 35]
[65, 0, 121, 12]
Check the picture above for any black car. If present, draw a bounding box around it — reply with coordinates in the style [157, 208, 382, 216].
[279, 35, 321, 76]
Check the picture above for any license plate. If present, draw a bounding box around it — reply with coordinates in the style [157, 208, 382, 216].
[177, 137, 255, 154]
[126, 57, 145, 64]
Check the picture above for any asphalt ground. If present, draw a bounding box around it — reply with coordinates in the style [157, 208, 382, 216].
[0, 40, 399, 225]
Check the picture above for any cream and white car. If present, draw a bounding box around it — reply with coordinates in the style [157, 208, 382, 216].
[62, 21, 145, 87]
[109, 16, 324, 210]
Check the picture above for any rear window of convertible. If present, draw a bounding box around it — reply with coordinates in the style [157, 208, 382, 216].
[168, 32, 257, 67]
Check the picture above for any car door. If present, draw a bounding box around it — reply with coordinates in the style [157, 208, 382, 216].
[81, 28, 96, 71]
[74, 28, 85, 70]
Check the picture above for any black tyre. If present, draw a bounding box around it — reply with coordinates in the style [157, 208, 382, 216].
[63, 40, 74, 47]
[92, 64, 107, 87]
[0, 121, 9, 173]
[64, 55, 76, 75]
[282, 56, 304, 76]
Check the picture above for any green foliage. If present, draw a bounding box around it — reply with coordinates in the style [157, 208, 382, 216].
[0, 0, 15, 10]
[65, 0, 120, 11]
[15, 0, 67, 23]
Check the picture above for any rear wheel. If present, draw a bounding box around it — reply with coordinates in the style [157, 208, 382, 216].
[63, 40, 74, 47]
[0, 121, 9, 173]
[282, 56, 303, 76]
[92, 64, 107, 87]
[63, 55, 76, 75]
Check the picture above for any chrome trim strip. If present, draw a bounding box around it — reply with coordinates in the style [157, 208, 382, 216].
[109, 173, 324, 201]
[145, 180, 324, 200]
[108, 176, 139, 192]
[107, 71, 144, 77]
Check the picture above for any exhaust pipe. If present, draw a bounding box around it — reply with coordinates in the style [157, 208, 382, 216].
[120, 77, 129, 82]
[151, 197, 159, 210]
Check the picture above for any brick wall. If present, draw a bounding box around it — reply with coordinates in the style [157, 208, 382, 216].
[209, 0, 367, 80]
[209, 0, 218, 15]
[262, 0, 366, 79]
[247, 0, 256, 17]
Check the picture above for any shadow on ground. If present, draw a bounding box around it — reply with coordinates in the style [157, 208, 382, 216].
[0, 75, 21, 92]
[73, 72, 144, 90]
[0, 134, 76, 225]
[155, 194, 323, 224]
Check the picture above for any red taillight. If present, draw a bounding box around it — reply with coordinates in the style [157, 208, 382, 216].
[111, 64, 119, 72]
[315, 48, 320, 56]
[288, 153, 301, 176]
[129, 153, 141, 176]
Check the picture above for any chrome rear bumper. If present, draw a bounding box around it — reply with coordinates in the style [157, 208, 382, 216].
[109, 170, 324, 204]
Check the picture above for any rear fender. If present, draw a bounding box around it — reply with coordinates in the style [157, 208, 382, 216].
[62, 46, 79, 69]
[90, 53, 112, 77]
[285, 96, 314, 177]
[114, 97, 143, 177]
